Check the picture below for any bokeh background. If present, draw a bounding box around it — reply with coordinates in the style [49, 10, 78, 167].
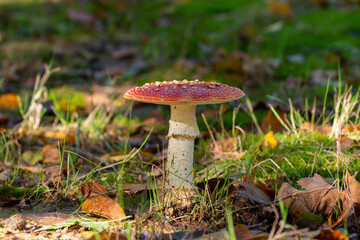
[0, 0, 359, 116]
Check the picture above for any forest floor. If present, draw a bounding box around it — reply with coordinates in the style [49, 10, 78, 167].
[0, 0, 360, 239]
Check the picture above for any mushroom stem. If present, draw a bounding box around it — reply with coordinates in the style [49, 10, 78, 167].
[166, 105, 200, 189]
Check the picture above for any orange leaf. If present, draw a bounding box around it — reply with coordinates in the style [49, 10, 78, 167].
[81, 181, 108, 198]
[81, 195, 126, 221]
[315, 229, 348, 240]
[261, 110, 287, 133]
[44, 131, 76, 144]
[58, 101, 77, 112]
[0, 93, 19, 110]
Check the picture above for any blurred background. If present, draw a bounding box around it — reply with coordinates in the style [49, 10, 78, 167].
[0, 0, 359, 111]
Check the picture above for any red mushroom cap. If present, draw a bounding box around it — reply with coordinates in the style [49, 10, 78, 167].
[124, 80, 244, 105]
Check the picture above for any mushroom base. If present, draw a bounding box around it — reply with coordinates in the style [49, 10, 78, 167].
[163, 187, 198, 210]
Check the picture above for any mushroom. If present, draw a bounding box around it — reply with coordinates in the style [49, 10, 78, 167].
[124, 80, 244, 191]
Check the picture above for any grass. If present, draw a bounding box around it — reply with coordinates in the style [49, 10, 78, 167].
[1, 65, 360, 236]
[0, 0, 360, 238]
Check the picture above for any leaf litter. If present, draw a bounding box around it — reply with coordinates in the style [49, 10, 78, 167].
[1, 1, 360, 239]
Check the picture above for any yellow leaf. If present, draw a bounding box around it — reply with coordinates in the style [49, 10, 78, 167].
[44, 131, 76, 144]
[263, 130, 278, 148]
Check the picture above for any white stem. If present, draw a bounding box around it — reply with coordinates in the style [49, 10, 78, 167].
[166, 105, 199, 189]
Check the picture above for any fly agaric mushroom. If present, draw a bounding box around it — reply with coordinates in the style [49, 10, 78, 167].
[124, 80, 244, 190]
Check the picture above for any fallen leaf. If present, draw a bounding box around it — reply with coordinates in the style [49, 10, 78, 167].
[315, 229, 348, 240]
[16, 164, 42, 174]
[0, 93, 19, 110]
[0, 214, 26, 231]
[22, 212, 70, 226]
[338, 135, 354, 149]
[319, 124, 333, 135]
[81, 181, 108, 198]
[21, 150, 43, 165]
[263, 130, 278, 148]
[346, 125, 360, 133]
[268, 0, 293, 17]
[300, 122, 333, 135]
[300, 122, 318, 134]
[343, 124, 360, 140]
[254, 178, 283, 200]
[89, 231, 128, 240]
[231, 181, 272, 203]
[261, 110, 287, 133]
[234, 224, 252, 240]
[345, 171, 360, 213]
[42, 144, 60, 164]
[36, 218, 109, 232]
[44, 131, 76, 144]
[277, 174, 351, 224]
[58, 101, 79, 112]
[297, 174, 339, 215]
[81, 195, 126, 221]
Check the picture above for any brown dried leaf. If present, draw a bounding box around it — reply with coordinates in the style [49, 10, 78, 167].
[338, 135, 354, 149]
[42, 144, 60, 164]
[81, 195, 126, 221]
[81, 181, 107, 198]
[277, 174, 350, 223]
[254, 178, 282, 200]
[297, 174, 339, 216]
[261, 110, 288, 133]
[300, 122, 333, 135]
[0, 214, 26, 231]
[345, 171, 360, 212]
[232, 181, 272, 203]
[234, 224, 252, 240]
[22, 212, 70, 226]
[300, 122, 319, 134]
[277, 182, 311, 216]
